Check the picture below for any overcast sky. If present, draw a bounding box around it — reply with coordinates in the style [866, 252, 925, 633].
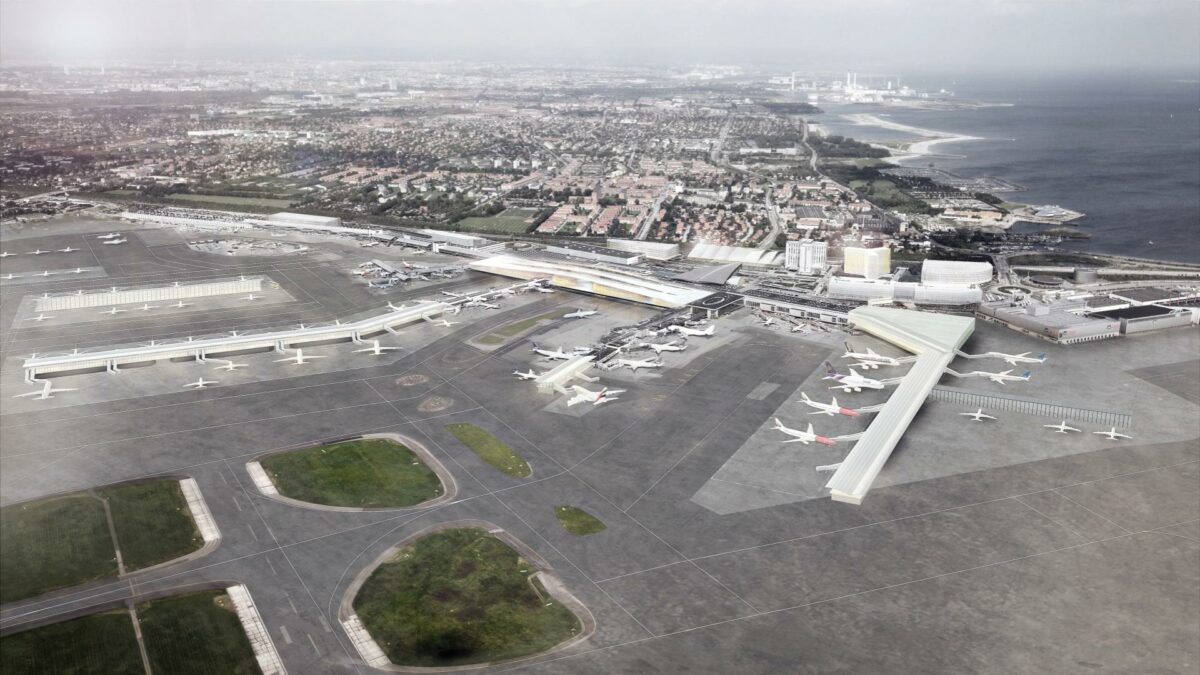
[2, 0, 1197, 75]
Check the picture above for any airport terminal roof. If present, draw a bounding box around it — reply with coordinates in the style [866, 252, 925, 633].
[688, 243, 782, 267]
[671, 263, 741, 285]
[469, 254, 711, 308]
[824, 306, 975, 505]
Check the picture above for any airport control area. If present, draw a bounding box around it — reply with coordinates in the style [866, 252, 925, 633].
[1, 214, 1197, 674]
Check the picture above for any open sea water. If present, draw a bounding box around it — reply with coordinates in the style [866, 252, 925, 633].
[814, 75, 1200, 263]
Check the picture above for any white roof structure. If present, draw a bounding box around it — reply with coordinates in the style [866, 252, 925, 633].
[824, 306, 975, 505]
[688, 243, 781, 266]
[921, 259, 994, 286]
[469, 254, 711, 308]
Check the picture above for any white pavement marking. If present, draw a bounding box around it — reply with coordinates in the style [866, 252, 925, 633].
[279, 625, 293, 645]
[179, 478, 221, 544]
[341, 614, 391, 668]
[226, 584, 288, 675]
[245, 461, 279, 496]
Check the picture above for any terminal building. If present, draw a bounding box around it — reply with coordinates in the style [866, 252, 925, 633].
[469, 254, 711, 308]
[842, 246, 890, 280]
[977, 298, 1121, 344]
[741, 287, 856, 325]
[545, 242, 642, 266]
[606, 239, 681, 261]
[920, 259, 993, 286]
[827, 275, 983, 306]
[785, 239, 827, 274]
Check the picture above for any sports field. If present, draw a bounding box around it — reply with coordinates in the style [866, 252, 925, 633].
[455, 208, 538, 234]
[260, 438, 443, 508]
[445, 423, 531, 477]
[354, 528, 581, 667]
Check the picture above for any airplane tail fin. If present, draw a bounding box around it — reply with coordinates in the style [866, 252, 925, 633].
[800, 392, 811, 402]
[823, 361, 839, 378]
[1036, 353, 1046, 360]
[1022, 371, 1032, 379]
[805, 423, 814, 435]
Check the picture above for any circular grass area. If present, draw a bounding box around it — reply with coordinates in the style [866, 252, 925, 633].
[353, 528, 582, 667]
[260, 438, 443, 509]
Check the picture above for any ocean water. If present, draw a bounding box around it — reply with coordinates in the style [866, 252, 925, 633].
[814, 76, 1200, 263]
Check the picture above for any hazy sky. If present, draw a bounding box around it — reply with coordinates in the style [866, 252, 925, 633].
[2, 0, 1197, 74]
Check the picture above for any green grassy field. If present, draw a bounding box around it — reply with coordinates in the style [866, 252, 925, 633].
[0, 609, 144, 675]
[456, 208, 538, 235]
[261, 438, 443, 508]
[445, 423, 531, 477]
[165, 193, 293, 208]
[138, 591, 260, 675]
[354, 528, 581, 667]
[0, 494, 118, 603]
[477, 311, 563, 345]
[0, 480, 203, 604]
[553, 506, 607, 535]
[100, 481, 203, 571]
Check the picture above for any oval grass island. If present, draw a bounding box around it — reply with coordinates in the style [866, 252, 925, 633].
[256, 435, 453, 510]
[343, 525, 592, 670]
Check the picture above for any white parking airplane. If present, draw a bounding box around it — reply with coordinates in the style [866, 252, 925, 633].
[354, 340, 396, 356]
[959, 408, 997, 422]
[566, 385, 625, 407]
[211, 360, 248, 372]
[101, 238, 127, 245]
[563, 309, 598, 319]
[823, 361, 884, 393]
[423, 315, 458, 327]
[0, 251, 10, 257]
[977, 369, 1032, 385]
[1, 273, 19, 280]
[27, 249, 49, 255]
[183, 378, 219, 389]
[669, 324, 715, 337]
[68, 267, 85, 274]
[13, 380, 77, 400]
[135, 303, 157, 311]
[170, 300, 192, 309]
[25, 314, 54, 322]
[513, 369, 541, 380]
[988, 351, 1047, 366]
[36, 270, 54, 277]
[530, 285, 554, 294]
[440, 290, 465, 298]
[464, 298, 500, 309]
[1093, 427, 1132, 441]
[492, 288, 516, 297]
[755, 314, 778, 327]
[274, 349, 326, 365]
[242, 293, 260, 301]
[615, 358, 662, 372]
[799, 392, 860, 417]
[59, 246, 79, 253]
[841, 343, 899, 369]
[643, 340, 686, 354]
[97, 232, 122, 239]
[1044, 421, 1082, 434]
[532, 344, 572, 360]
[771, 418, 836, 446]
[99, 307, 127, 315]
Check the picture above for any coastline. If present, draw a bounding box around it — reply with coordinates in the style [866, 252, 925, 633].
[840, 112, 984, 164]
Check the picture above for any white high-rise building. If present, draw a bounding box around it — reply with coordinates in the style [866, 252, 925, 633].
[786, 240, 827, 274]
[842, 247, 891, 280]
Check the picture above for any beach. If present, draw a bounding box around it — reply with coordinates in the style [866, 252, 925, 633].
[841, 113, 983, 163]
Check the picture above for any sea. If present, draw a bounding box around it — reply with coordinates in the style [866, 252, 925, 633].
[812, 75, 1200, 263]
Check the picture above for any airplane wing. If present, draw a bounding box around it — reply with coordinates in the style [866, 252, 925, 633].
[566, 393, 587, 407]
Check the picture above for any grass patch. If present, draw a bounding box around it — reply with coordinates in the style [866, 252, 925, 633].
[455, 209, 537, 235]
[261, 438, 443, 508]
[553, 506, 606, 536]
[477, 311, 563, 345]
[0, 495, 117, 604]
[164, 192, 293, 208]
[138, 590, 259, 675]
[445, 423, 531, 478]
[354, 528, 581, 667]
[100, 481, 203, 571]
[0, 609, 144, 674]
[0, 480, 203, 604]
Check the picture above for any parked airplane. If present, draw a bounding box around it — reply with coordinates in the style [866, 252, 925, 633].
[513, 369, 541, 380]
[566, 385, 625, 407]
[755, 314, 778, 327]
[99, 307, 127, 315]
[354, 340, 397, 356]
[1093, 427, 1132, 441]
[841, 343, 899, 369]
[771, 418, 836, 446]
[68, 267, 85, 274]
[988, 351, 1047, 366]
[170, 301, 192, 309]
[101, 238, 127, 245]
[1044, 421, 1082, 434]
[465, 298, 500, 309]
[440, 290, 465, 297]
[977, 369, 1032, 385]
[274, 349, 326, 365]
[367, 280, 395, 289]
[423, 315, 458, 327]
[25, 314, 54, 322]
[493, 288, 516, 297]
[27, 249, 49, 255]
[97, 232, 122, 239]
[959, 408, 997, 422]
[135, 303, 157, 311]
[1, 273, 18, 280]
[12, 380, 77, 400]
[532, 344, 572, 360]
[242, 293, 260, 301]
[799, 392, 860, 417]
[211, 360, 248, 372]
[530, 285, 554, 294]
[58, 246, 79, 253]
[643, 341, 686, 354]
[563, 309, 598, 319]
[0, 251, 10, 257]
[615, 358, 663, 372]
[36, 270, 54, 277]
[669, 324, 715, 337]
[823, 361, 884, 393]
[183, 378, 219, 389]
